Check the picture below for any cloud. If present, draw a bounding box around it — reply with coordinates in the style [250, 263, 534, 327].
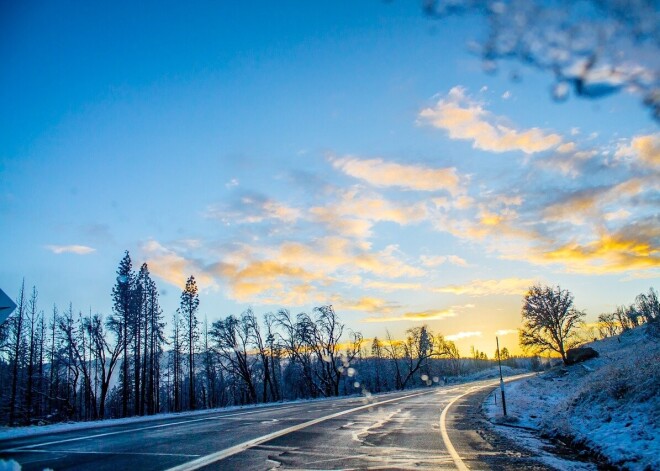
[309, 187, 434, 240]
[621, 269, 660, 281]
[535, 222, 660, 273]
[205, 192, 300, 224]
[314, 188, 429, 227]
[542, 178, 646, 224]
[309, 206, 374, 239]
[263, 237, 422, 299]
[420, 254, 468, 267]
[557, 142, 576, 153]
[535, 147, 598, 177]
[45, 245, 95, 255]
[446, 331, 482, 341]
[258, 284, 322, 306]
[338, 296, 401, 313]
[210, 256, 328, 303]
[363, 280, 423, 291]
[363, 308, 457, 323]
[331, 156, 462, 194]
[615, 133, 660, 167]
[495, 329, 519, 336]
[435, 278, 535, 296]
[141, 240, 216, 290]
[419, 86, 562, 154]
[144, 235, 427, 305]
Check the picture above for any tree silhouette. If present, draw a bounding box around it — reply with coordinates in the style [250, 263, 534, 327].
[424, 0, 659, 120]
[519, 284, 585, 364]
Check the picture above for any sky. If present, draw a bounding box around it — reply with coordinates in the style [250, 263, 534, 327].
[1, 0, 658, 357]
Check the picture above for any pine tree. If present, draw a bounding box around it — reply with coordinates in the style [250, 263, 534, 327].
[179, 276, 199, 410]
[170, 311, 183, 412]
[112, 251, 135, 417]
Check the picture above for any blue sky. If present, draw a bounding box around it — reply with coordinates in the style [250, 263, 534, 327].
[1, 0, 658, 355]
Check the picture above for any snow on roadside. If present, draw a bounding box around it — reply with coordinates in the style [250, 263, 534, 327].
[0, 459, 20, 471]
[484, 325, 660, 471]
[0, 396, 344, 441]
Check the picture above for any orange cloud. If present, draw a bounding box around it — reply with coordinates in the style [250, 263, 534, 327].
[537, 228, 660, 274]
[338, 296, 400, 313]
[331, 156, 462, 194]
[615, 133, 660, 167]
[435, 278, 535, 296]
[309, 188, 431, 240]
[309, 206, 374, 239]
[141, 240, 216, 290]
[363, 308, 457, 323]
[419, 86, 562, 154]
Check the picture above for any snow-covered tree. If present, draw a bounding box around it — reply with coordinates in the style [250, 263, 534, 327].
[519, 284, 585, 364]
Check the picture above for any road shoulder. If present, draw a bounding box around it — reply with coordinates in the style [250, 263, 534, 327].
[446, 384, 597, 470]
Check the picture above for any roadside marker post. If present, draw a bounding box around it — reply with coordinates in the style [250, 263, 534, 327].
[496, 336, 507, 416]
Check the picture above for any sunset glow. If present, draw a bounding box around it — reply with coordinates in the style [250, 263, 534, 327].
[1, 1, 657, 357]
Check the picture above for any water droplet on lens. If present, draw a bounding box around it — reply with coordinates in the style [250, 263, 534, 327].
[482, 60, 498, 74]
[552, 82, 570, 101]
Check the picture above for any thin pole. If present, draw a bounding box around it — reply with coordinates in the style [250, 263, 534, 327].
[496, 336, 507, 416]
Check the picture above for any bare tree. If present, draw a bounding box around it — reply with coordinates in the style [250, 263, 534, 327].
[211, 313, 257, 404]
[86, 313, 124, 419]
[635, 287, 660, 323]
[243, 309, 277, 403]
[614, 305, 633, 332]
[8, 280, 26, 425]
[400, 325, 435, 389]
[442, 340, 462, 377]
[274, 309, 321, 398]
[519, 284, 585, 364]
[383, 330, 404, 390]
[370, 337, 384, 393]
[306, 306, 362, 397]
[25, 286, 40, 423]
[597, 312, 620, 338]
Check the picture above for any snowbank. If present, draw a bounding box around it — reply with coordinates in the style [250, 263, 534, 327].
[484, 325, 659, 470]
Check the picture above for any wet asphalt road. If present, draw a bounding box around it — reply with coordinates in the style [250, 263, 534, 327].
[0, 376, 558, 470]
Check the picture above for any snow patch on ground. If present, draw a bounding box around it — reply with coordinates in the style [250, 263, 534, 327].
[0, 460, 21, 471]
[485, 325, 660, 470]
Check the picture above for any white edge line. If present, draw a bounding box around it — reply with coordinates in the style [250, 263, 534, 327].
[439, 373, 537, 471]
[1, 405, 298, 452]
[165, 390, 433, 471]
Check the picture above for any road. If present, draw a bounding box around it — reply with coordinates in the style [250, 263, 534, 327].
[0, 376, 556, 470]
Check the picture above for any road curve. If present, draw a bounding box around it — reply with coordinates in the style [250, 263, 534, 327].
[1, 375, 545, 470]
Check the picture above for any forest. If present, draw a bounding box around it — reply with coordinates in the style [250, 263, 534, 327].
[0, 252, 655, 427]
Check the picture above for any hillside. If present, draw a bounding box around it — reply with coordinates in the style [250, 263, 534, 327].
[485, 324, 660, 470]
